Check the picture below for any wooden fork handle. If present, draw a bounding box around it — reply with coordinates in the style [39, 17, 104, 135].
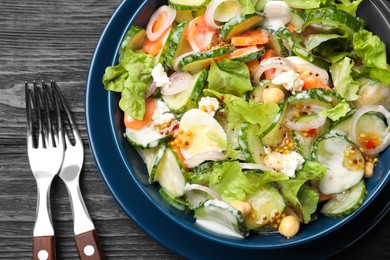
[74, 230, 104, 260]
[33, 235, 55, 260]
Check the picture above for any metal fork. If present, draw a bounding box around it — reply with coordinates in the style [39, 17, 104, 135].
[25, 81, 64, 260]
[51, 81, 104, 260]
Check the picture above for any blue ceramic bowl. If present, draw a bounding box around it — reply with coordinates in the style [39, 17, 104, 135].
[86, 0, 390, 258]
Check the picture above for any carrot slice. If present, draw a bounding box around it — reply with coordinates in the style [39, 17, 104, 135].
[286, 23, 298, 32]
[246, 58, 260, 78]
[301, 74, 331, 90]
[261, 49, 277, 79]
[231, 30, 269, 47]
[124, 98, 156, 130]
[143, 11, 171, 56]
[319, 193, 333, 202]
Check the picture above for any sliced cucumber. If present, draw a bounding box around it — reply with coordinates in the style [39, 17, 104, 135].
[219, 13, 264, 41]
[245, 183, 286, 230]
[188, 162, 214, 186]
[158, 21, 191, 71]
[163, 69, 208, 113]
[125, 126, 171, 149]
[168, 0, 210, 10]
[119, 26, 146, 60]
[289, 8, 305, 30]
[231, 47, 265, 63]
[160, 187, 189, 212]
[154, 148, 187, 197]
[292, 44, 331, 70]
[264, 29, 291, 57]
[178, 45, 235, 72]
[194, 199, 249, 237]
[330, 113, 388, 143]
[293, 114, 331, 159]
[321, 180, 366, 218]
[175, 10, 194, 23]
[312, 135, 364, 195]
[238, 122, 265, 164]
[260, 100, 288, 149]
[137, 145, 166, 179]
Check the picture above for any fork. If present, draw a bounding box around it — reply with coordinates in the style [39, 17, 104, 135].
[51, 81, 104, 260]
[25, 81, 64, 260]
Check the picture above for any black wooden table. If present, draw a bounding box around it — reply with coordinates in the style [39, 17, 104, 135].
[0, 0, 389, 259]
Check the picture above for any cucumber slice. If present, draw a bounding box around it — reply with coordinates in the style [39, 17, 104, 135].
[292, 44, 331, 70]
[194, 199, 249, 237]
[188, 162, 214, 185]
[264, 29, 291, 57]
[168, 0, 210, 10]
[219, 13, 264, 41]
[231, 47, 265, 63]
[245, 183, 286, 230]
[312, 135, 364, 195]
[119, 26, 146, 60]
[293, 114, 331, 159]
[321, 180, 366, 218]
[289, 8, 305, 30]
[260, 100, 288, 149]
[303, 8, 364, 36]
[163, 69, 208, 113]
[125, 126, 172, 149]
[175, 10, 194, 23]
[158, 22, 191, 71]
[330, 113, 388, 144]
[160, 187, 189, 212]
[178, 45, 235, 72]
[137, 145, 166, 179]
[154, 149, 187, 197]
[238, 122, 265, 164]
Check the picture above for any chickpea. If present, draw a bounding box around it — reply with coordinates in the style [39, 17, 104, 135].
[278, 215, 300, 239]
[262, 88, 285, 104]
[231, 200, 251, 217]
[264, 152, 284, 171]
[364, 161, 374, 178]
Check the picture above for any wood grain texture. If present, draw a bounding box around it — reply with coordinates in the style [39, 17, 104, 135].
[0, 0, 388, 259]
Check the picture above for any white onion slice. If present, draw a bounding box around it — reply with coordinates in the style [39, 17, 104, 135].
[184, 151, 226, 168]
[350, 105, 390, 155]
[253, 57, 295, 83]
[173, 51, 197, 71]
[284, 114, 327, 131]
[205, 0, 241, 29]
[145, 82, 157, 99]
[161, 72, 193, 95]
[146, 5, 176, 41]
[239, 163, 274, 172]
[185, 184, 222, 200]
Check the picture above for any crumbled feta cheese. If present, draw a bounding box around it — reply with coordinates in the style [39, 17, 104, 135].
[272, 70, 304, 94]
[152, 63, 170, 89]
[151, 100, 175, 127]
[281, 151, 305, 178]
[263, 1, 291, 30]
[198, 97, 220, 116]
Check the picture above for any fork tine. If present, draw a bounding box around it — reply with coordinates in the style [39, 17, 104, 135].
[42, 81, 55, 148]
[25, 82, 33, 146]
[33, 81, 45, 148]
[52, 81, 81, 146]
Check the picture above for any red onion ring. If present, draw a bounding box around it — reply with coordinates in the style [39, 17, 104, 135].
[253, 57, 295, 83]
[205, 0, 241, 29]
[146, 5, 176, 41]
[239, 163, 274, 172]
[285, 114, 327, 131]
[145, 82, 157, 99]
[349, 105, 390, 155]
[185, 184, 222, 201]
[161, 72, 193, 95]
[184, 151, 226, 168]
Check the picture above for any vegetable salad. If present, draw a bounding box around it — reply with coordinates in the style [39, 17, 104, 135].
[103, 0, 390, 238]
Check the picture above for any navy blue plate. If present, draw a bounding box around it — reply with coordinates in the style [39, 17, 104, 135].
[86, 0, 390, 258]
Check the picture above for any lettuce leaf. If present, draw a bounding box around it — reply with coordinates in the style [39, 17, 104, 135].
[204, 89, 279, 132]
[207, 59, 253, 97]
[330, 57, 360, 101]
[277, 161, 326, 223]
[353, 29, 390, 85]
[320, 0, 363, 16]
[320, 100, 351, 121]
[102, 49, 155, 120]
[238, 0, 255, 14]
[285, 0, 320, 9]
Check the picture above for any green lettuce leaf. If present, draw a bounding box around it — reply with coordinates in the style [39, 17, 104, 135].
[285, 0, 320, 9]
[330, 57, 360, 101]
[320, 100, 351, 121]
[353, 29, 390, 85]
[277, 161, 326, 223]
[204, 89, 279, 132]
[102, 48, 155, 120]
[207, 59, 253, 97]
[320, 0, 363, 16]
[238, 0, 255, 14]
[305, 33, 348, 51]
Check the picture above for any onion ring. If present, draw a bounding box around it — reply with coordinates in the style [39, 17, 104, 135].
[253, 57, 295, 83]
[161, 72, 193, 95]
[146, 5, 176, 41]
[285, 114, 327, 131]
[185, 184, 222, 200]
[184, 151, 226, 168]
[205, 0, 241, 29]
[145, 82, 157, 99]
[349, 105, 390, 155]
